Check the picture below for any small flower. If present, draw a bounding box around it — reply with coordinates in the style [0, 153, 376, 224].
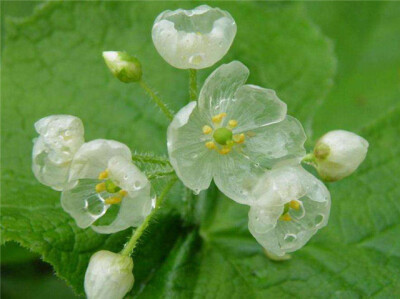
[61, 139, 152, 234]
[32, 115, 84, 191]
[152, 5, 236, 69]
[85, 250, 134, 299]
[248, 166, 331, 256]
[167, 61, 306, 203]
[312, 130, 369, 181]
[103, 51, 142, 83]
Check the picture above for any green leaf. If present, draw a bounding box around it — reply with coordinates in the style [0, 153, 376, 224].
[3, 1, 374, 297]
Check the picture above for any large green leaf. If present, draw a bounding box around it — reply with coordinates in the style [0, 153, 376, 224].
[7, 1, 400, 298]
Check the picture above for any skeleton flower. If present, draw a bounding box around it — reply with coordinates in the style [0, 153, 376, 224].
[32, 115, 84, 191]
[152, 5, 236, 69]
[85, 250, 134, 299]
[61, 139, 152, 234]
[248, 166, 331, 256]
[167, 61, 307, 203]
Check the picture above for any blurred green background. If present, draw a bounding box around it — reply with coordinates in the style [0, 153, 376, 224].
[1, 1, 399, 298]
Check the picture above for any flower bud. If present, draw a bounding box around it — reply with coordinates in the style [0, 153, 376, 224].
[313, 130, 369, 181]
[103, 51, 142, 83]
[84, 250, 134, 299]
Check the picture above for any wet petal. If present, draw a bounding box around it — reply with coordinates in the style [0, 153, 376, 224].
[198, 61, 249, 116]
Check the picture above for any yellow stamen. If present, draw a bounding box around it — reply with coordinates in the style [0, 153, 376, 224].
[212, 112, 227, 124]
[228, 119, 238, 128]
[202, 125, 213, 134]
[219, 147, 231, 155]
[119, 190, 128, 197]
[95, 182, 106, 193]
[205, 141, 216, 149]
[98, 169, 109, 180]
[105, 197, 122, 205]
[233, 133, 245, 144]
[289, 200, 301, 211]
[280, 213, 292, 221]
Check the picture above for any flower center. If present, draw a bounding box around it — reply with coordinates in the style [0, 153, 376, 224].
[95, 169, 127, 205]
[279, 200, 301, 221]
[202, 112, 246, 155]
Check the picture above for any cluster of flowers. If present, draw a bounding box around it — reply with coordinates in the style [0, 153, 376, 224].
[32, 5, 369, 299]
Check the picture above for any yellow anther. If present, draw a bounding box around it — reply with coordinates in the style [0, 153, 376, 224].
[105, 197, 122, 205]
[289, 200, 301, 211]
[219, 147, 231, 155]
[98, 169, 109, 180]
[95, 182, 106, 193]
[233, 133, 245, 144]
[280, 213, 292, 221]
[202, 125, 213, 134]
[205, 141, 216, 149]
[212, 112, 227, 124]
[119, 190, 128, 197]
[228, 119, 238, 128]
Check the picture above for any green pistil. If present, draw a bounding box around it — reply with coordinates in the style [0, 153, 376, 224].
[105, 179, 121, 193]
[213, 127, 233, 145]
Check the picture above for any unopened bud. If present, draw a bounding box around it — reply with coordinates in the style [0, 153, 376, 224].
[103, 51, 142, 83]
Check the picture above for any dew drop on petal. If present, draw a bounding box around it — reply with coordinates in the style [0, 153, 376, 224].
[284, 233, 297, 242]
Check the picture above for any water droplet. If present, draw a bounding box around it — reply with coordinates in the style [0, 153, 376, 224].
[314, 214, 324, 227]
[124, 174, 129, 180]
[284, 234, 297, 242]
[193, 188, 201, 195]
[134, 181, 141, 189]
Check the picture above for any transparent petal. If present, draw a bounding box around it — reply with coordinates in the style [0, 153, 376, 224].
[241, 116, 306, 169]
[248, 166, 331, 256]
[228, 85, 287, 132]
[152, 5, 236, 69]
[68, 139, 132, 182]
[198, 61, 249, 116]
[167, 102, 213, 193]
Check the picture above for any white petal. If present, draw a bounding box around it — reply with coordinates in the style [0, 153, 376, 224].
[32, 115, 84, 190]
[248, 166, 331, 256]
[152, 5, 236, 69]
[167, 102, 213, 193]
[315, 130, 369, 181]
[68, 139, 132, 182]
[229, 85, 287, 132]
[241, 116, 307, 169]
[198, 61, 249, 116]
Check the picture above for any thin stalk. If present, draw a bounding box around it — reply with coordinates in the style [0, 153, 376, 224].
[120, 177, 177, 256]
[139, 80, 174, 121]
[189, 69, 198, 102]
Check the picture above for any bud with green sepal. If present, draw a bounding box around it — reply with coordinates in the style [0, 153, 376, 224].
[304, 130, 369, 182]
[103, 51, 142, 83]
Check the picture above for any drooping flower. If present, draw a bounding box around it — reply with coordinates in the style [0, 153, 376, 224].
[248, 166, 331, 256]
[311, 130, 369, 181]
[167, 61, 306, 203]
[32, 115, 84, 191]
[103, 51, 142, 83]
[152, 5, 236, 69]
[85, 250, 134, 299]
[61, 139, 152, 234]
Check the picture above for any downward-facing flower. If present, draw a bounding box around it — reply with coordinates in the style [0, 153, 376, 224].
[167, 61, 307, 203]
[61, 139, 152, 234]
[85, 250, 134, 299]
[248, 166, 331, 256]
[152, 5, 236, 69]
[32, 115, 84, 191]
[310, 130, 369, 181]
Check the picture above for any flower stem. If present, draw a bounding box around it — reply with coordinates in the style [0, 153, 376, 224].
[120, 177, 178, 257]
[131, 153, 171, 166]
[302, 153, 316, 165]
[189, 69, 198, 102]
[139, 80, 174, 121]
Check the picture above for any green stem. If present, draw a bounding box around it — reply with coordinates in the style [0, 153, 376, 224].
[132, 153, 171, 166]
[302, 153, 316, 165]
[147, 170, 175, 180]
[120, 177, 178, 256]
[189, 69, 198, 102]
[139, 80, 174, 121]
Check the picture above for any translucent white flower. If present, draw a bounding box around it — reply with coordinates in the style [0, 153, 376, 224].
[103, 51, 142, 83]
[152, 5, 236, 69]
[312, 130, 369, 181]
[167, 61, 306, 204]
[248, 166, 331, 256]
[85, 250, 134, 299]
[32, 115, 84, 191]
[61, 139, 152, 234]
